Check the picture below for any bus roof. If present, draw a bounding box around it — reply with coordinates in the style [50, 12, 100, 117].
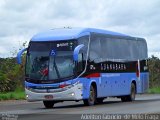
[31, 28, 130, 42]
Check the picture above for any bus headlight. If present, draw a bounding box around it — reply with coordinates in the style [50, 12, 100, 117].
[26, 94, 29, 99]
[69, 92, 75, 96]
[71, 93, 75, 96]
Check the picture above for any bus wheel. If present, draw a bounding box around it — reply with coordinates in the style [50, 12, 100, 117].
[128, 83, 136, 101]
[121, 96, 127, 102]
[96, 98, 104, 104]
[83, 85, 96, 106]
[43, 101, 54, 108]
[121, 83, 136, 102]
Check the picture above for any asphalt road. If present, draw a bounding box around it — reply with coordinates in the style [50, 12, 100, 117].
[0, 94, 160, 120]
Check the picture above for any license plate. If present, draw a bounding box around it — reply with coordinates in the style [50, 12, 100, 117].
[44, 95, 53, 100]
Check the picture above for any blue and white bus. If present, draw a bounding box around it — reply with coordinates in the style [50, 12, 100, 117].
[17, 28, 149, 108]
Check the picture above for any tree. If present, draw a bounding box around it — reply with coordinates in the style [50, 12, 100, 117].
[0, 41, 27, 92]
[148, 55, 160, 88]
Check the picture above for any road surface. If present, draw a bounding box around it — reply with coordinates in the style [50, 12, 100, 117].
[0, 94, 160, 120]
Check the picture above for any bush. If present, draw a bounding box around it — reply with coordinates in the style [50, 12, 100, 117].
[148, 56, 160, 88]
[0, 57, 22, 92]
[0, 72, 16, 92]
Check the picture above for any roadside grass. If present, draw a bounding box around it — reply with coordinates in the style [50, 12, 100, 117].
[148, 87, 160, 94]
[0, 88, 25, 101]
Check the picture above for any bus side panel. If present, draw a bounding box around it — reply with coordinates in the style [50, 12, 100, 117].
[142, 72, 149, 93]
[99, 74, 111, 97]
[107, 73, 137, 96]
[100, 73, 118, 97]
[137, 72, 149, 93]
[79, 72, 149, 99]
[82, 73, 138, 98]
[80, 73, 133, 98]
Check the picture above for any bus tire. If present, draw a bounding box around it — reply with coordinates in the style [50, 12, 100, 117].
[83, 85, 96, 106]
[96, 98, 104, 104]
[121, 83, 136, 102]
[121, 96, 128, 102]
[127, 83, 136, 101]
[43, 101, 54, 108]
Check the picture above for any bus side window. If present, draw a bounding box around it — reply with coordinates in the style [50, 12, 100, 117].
[89, 35, 101, 62]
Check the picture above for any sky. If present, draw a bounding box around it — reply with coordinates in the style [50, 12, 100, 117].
[0, 0, 160, 58]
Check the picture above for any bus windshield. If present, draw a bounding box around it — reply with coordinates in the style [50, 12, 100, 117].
[25, 41, 76, 82]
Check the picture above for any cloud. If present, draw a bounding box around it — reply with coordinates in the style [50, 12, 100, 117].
[0, 0, 160, 57]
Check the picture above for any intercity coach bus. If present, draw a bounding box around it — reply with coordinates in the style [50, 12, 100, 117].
[17, 28, 149, 108]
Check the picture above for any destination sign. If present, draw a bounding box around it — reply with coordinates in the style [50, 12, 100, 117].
[29, 40, 77, 51]
[54, 40, 77, 51]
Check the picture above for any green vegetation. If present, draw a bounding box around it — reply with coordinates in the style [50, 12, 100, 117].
[0, 57, 25, 93]
[147, 55, 160, 94]
[0, 88, 25, 100]
[148, 87, 160, 94]
[148, 55, 160, 88]
[0, 57, 25, 100]
[0, 42, 26, 100]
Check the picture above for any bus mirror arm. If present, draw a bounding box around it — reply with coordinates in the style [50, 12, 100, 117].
[73, 44, 84, 61]
[17, 48, 27, 64]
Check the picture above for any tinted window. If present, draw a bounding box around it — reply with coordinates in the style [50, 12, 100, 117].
[78, 36, 89, 60]
[89, 35, 101, 62]
[90, 33, 148, 61]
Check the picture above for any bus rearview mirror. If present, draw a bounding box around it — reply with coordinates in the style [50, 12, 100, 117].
[17, 48, 27, 64]
[73, 44, 84, 61]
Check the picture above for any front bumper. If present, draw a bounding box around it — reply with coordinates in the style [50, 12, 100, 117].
[25, 83, 83, 102]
